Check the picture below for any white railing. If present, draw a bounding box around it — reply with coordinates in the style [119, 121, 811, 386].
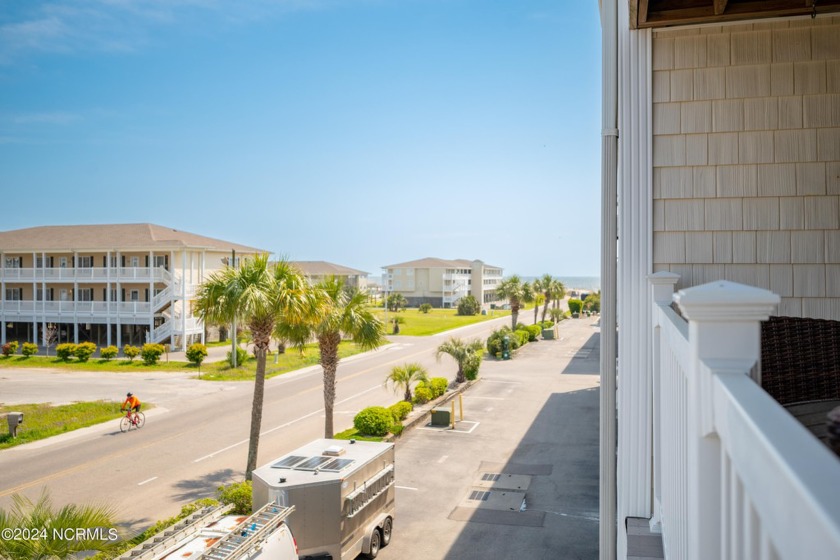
[151, 322, 171, 343]
[0, 266, 169, 282]
[649, 273, 840, 560]
[2, 300, 152, 316]
[150, 317, 202, 343]
[152, 287, 172, 311]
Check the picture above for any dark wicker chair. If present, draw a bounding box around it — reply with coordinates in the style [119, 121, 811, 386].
[760, 316, 840, 406]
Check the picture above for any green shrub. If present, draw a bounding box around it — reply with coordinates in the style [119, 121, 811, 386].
[388, 401, 413, 421]
[568, 298, 584, 315]
[520, 324, 541, 342]
[74, 341, 97, 362]
[413, 386, 432, 405]
[100, 345, 119, 360]
[538, 320, 555, 329]
[464, 352, 483, 380]
[419, 303, 432, 314]
[515, 329, 529, 347]
[354, 406, 392, 437]
[186, 343, 208, 366]
[390, 423, 404, 436]
[123, 344, 140, 361]
[429, 377, 448, 398]
[56, 343, 77, 361]
[7, 341, 19, 354]
[217, 480, 252, 515]
[21, 342, 38, 357]
[456, 294, 480, 316]
[141, 343, 165, 366]
[227, 346, 248, 367]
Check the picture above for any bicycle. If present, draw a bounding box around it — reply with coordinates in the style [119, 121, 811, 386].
[120, 409, 145, 432]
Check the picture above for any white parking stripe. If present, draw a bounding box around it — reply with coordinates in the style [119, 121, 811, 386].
[138, 477, 158, 486]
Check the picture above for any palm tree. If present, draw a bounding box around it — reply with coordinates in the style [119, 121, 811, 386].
[384, 362, 429, 402]
[550, 278, 567, 313]
[304, 277, 385, 438]
[436, 337, 484, 384]
[522, 281, 535, 324]
[496, 275, 526, 329]
[0, 490, 119, 559]
[195, 255, 311, 480]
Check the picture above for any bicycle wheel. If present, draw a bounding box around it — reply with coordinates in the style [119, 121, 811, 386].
[120, 416, 131, 433]
[134, 412, 146, 429]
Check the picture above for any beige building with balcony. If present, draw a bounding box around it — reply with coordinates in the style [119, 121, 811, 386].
[289, 261, 369, 290]
[0, 224, 262, 351]
[382, 258, 503, 308]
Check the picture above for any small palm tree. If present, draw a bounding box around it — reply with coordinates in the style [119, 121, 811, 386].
[0, 490, 119, 559]
[496, 275, 526, 329]
[436, 337, 484, 384]
[303, 277, 385, 438]
[195, 255, 312, 480]
[384, 362, 429, 402]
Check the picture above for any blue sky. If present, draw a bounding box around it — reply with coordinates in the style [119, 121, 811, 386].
[0, 0, 602, 278]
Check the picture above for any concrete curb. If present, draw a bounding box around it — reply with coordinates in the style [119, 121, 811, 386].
[383, 378, 480, 443]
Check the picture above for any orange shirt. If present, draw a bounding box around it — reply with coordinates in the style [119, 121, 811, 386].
[123, 395, 140, 409]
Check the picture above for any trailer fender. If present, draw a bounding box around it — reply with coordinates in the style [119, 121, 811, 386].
[361, 513, 393, 553]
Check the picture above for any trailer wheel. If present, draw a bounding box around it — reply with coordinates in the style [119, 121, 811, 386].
[366, 528, 381, 558]
[381, 517, 393, 547]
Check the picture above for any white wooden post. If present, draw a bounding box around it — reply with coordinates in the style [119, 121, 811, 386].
[674, 280, 779, 560]
[648, 272, 680, 531]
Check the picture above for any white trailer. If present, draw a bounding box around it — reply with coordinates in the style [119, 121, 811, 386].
[115, 502, 297, 560]
[252, 439, 396, 560]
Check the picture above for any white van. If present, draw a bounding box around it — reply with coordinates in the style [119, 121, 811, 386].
[117, 502, 297, 560]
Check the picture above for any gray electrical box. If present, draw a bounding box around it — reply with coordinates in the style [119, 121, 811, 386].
[7, 412, 23, 438]
[431, 408, 451, 426]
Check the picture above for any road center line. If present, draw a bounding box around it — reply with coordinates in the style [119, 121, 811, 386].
[482, 380, 522, 385]
[396, 485, 418, 491]
[437, 455, 449, 464]
[137, 477, 158, 486]
[194, 385, 383, 462]
[466, 396, 506, 400]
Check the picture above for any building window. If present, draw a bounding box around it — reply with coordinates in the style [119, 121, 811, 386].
[406, 269, 414, 276]
[5, 288, 22, 301]
[77, 256, 93, 268]
[153, 255, 167, 268]
[59, 257, 68, 268]
[130, 257, 140, 268]
[393, 280, 401, 289]
[77, 289, 94, 302]
[4, 257, 21, 269]
[36, 288, 54, 301]
[393, 269, 401, 276]
[130, 290, 140, 302]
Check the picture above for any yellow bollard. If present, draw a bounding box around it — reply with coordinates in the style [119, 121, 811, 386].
[451, 401, 456, 429]
[459, 393, 464, 421]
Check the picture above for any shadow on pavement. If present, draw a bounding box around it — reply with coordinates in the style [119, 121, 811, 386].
[562, 333, 600, 375]
[170, 468, 239, 503]
[442, 387, 600, 560]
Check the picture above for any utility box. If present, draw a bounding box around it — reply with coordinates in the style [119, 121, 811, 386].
[6, 412, 23, 438]
[431, 408, 451, 426]
[252, 439, 395, 560]
[542, 329, 555, 340]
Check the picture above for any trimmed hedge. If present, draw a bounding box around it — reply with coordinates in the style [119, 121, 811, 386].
[141, 343, 165, 366]
[429, 377, 448, 398]
[74, 342, 97, 362]
[186, 343, 208, 366]
[100, 345, 119, 360]
[354, 406, 393, 437]
[56, 343, 77, 361]
[464, 352, 482, 380]
[413, 386, 432, 405]
[123, 345, 140, 361]
[388, 401, 413, 421]
[21, 342, 38, 357]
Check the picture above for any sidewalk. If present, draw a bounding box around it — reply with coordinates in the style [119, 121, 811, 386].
[381, 317, 601, 560]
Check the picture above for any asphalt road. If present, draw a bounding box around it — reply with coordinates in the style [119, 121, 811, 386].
[0, 311, 535, 531]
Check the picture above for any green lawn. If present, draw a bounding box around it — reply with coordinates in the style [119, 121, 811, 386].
[0, 341, 368, 381]
[195, 341, 367, 381]
[372, 307, 511, 336]
[0, 401, 126, 449]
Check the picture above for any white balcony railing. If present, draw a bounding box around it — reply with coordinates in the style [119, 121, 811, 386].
[0, 266, 169, 283]
[649, 273, 840, 560]
[1, 300, 152, 317]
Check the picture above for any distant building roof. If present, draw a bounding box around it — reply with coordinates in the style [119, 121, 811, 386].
[0, 224, 265, 253]
[289, 261, 369, 276]
[383, 257, 502, 270]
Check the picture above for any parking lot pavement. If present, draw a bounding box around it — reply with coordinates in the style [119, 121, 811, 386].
[380, 318, 601, 560]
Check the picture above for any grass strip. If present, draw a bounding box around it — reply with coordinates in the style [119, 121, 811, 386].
[0, 401, 127, 449]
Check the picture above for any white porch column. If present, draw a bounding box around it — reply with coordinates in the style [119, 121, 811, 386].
[149, 250, 154, 344]
[73, 250, 79, 344]
[615, 0, 654, 556]
[674, 281, 779, 560]
[32, 251, 37, 345]
[599, 0, 619, 558]
[116, 251, 122, 350]
[181, 249, 186, 351]
[200, 251, 205, 345]
[106, 250, 112, 347]
[41, 251, 47, 348]
[1, 251, 6, 345]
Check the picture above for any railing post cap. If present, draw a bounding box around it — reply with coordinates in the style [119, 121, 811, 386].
[674, 280, 779, 322]
[648, 271, 680, 286]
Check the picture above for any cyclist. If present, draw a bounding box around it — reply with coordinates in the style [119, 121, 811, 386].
[122, 392, 142, 424]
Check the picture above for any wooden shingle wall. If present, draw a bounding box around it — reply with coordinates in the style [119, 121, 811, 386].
[652, 16, 840, 319]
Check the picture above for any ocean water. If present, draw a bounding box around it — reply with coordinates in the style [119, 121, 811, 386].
[521, 276, 601, 292]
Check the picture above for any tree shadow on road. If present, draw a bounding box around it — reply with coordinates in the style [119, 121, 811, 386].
[170, 468, 240, 503]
